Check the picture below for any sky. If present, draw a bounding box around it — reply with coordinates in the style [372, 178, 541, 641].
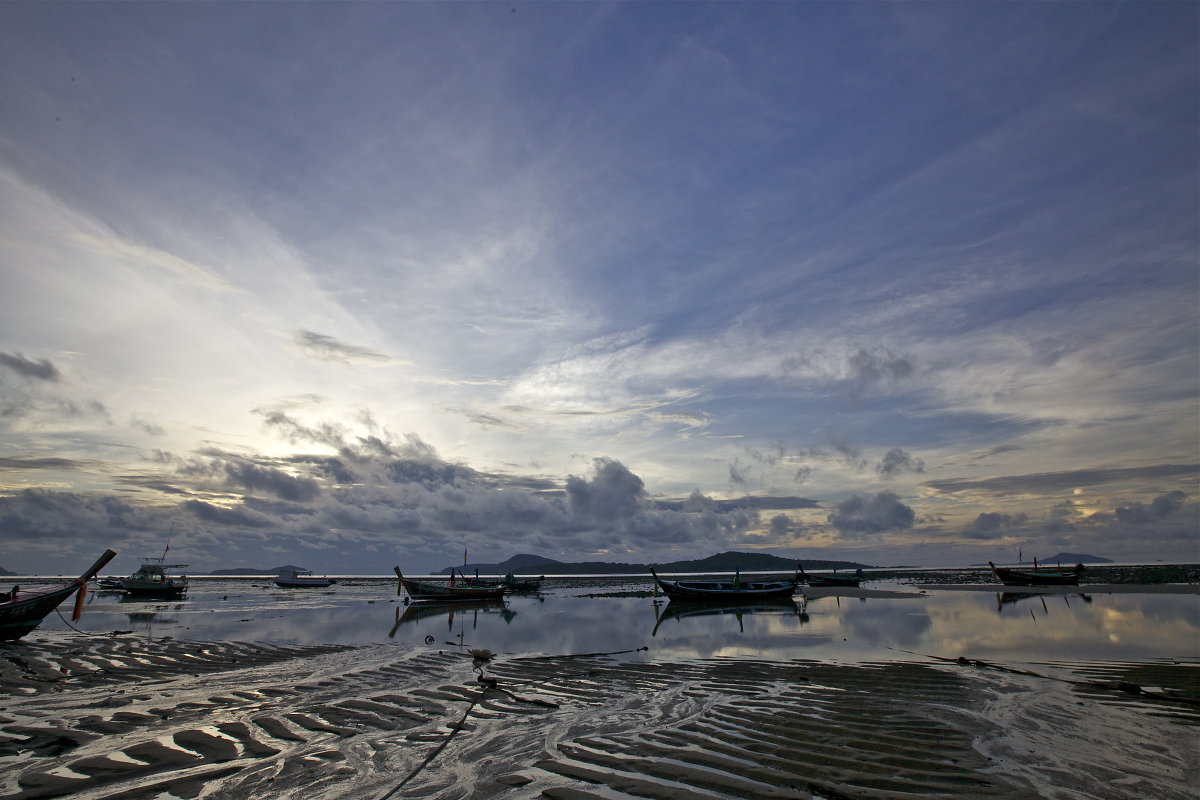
[1, 2, 1197, 576]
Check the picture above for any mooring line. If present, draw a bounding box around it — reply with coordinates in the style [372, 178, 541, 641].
[884, 645, 1200, 708]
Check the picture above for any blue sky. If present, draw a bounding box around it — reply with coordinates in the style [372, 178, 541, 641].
[1, 2, 1196, 575]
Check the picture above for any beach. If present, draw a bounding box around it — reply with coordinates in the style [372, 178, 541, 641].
[0, 626, 1196, 800]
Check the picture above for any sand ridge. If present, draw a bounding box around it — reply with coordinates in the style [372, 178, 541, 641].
[0, 633, 1196, 799]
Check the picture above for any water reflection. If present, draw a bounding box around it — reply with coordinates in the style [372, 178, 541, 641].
[37, 578, 1200, 664]
[997, 592, 1093, 616]
[651, 598, 807, 636]
[388, 600, 515, 640]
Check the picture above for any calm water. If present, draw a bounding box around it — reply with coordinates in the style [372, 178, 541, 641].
[23, 576, 1200, 666]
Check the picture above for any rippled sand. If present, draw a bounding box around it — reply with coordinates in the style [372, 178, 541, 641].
[0, 632, 1195, 799]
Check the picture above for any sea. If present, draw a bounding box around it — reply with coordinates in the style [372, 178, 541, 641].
[16, 569, 1200, 666]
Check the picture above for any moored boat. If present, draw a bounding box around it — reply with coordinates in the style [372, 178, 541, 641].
[502, 573, 544, 593]
[988, 560, 1084, 586]
[799, 565, 863, 588]
[650, 567, 799, 602]
[121, 552, 189, 596]
[394, 568, 508, 602]
[273, 569, 336, 588]
[0, 550, 117, 641]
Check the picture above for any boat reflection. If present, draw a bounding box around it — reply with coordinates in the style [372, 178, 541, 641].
[388, 599, 513, 638]
[652, 598, 808, 637]
[997, 591, 1093, 616]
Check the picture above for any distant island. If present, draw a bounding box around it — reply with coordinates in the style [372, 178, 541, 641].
[1042, 552, 1112, 564]
[439, 551, 872, 576]
[210, 565, 310, 576]
[0, 565, 14, 576]
[973, 552, 1112, 566]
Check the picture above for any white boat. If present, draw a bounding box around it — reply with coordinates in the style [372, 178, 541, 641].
[120, 556, 189, 596]
[273, 570, 335, 588]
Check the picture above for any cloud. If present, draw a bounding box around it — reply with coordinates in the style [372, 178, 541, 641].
[0, 456, 89, 471]
[1114, 491, 1187, 524]
[0, 352, 61, 382]
[924, 464, 1200, 496]
[828, 491, 916, 538]
[876, 447, 925, 478]
[294, 331, 393, 365]
[962, 511, 1029, 540]
[846, 347, 915, 399]
[566, 458, 646, 523]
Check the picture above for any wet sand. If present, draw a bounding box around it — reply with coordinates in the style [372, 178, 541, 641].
[0, 632, 1196, 799]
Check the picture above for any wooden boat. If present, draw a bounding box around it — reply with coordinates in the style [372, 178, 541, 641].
[273, 569, 336, 588]
[650, 567, 798, 602]
[121, 550, 189, 596]
[0, 550, 117, 641]
[456, 570, 543, 594]
[989, 560, 1084, 586]
[502, 574, 544, 593]
[799, 565, 862, 588]
[393, 568, 508, 602]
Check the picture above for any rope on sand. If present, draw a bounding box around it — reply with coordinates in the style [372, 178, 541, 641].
[886, 645, 1200, 708]
[376, 653, 567, 800]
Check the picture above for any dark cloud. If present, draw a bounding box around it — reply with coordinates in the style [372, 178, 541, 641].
[925, 464, 1199, 495]
[846, 347, 914, 400]
[962, 511, 1029, 540]
[294, 330, 391, 364]
[876, 447, 925, 478]
[1114, 491, 1187, 524]
[182, 499, 273, 527]
[828, 491, 916, 537]
[657, 494, 820, 513]
[220, 461, 320, 502]
[0, 456, 88, 471]
[566, 458, 646, 522]
[0, 352, 61, 382]
[449, 407, 520, 430]
[129, 414, 165, 436]
[968, 445, 1024, 463]
[728, 459, 749, 485]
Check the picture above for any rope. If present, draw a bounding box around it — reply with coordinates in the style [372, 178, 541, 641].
[885, 645, 1200, 708]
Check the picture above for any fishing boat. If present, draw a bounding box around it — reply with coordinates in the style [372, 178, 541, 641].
[0, 550, 117, 641]
[273, 569, 336, 588]
[799, 565, 863, 588]
[649, 567, 799, 602]
[121, 549, 189, 596]
[989, 560, 1084, 586]
[502, 574, 544, 593]
[393, 568, 508, 603]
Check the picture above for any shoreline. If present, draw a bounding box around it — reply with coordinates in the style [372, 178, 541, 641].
[0, 632, 1196, 799]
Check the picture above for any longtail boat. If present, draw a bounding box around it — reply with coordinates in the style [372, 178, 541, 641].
[394, 568, 507, 602]
[989, 560, 1084, 586]
[0, 550, 117, 641]
[799, 564, 863, 587]
[650, 567, 798, 602]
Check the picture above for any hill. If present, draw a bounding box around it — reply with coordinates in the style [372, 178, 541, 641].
[209, 565, 309, 576]
[0, 565, 14, 576]
[441, 551, 871, 576]
[1042, 552, 1112, 564]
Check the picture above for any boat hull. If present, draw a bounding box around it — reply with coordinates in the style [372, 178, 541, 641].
[651, 569, 797, 602]
[804, 576, 861, 588]
[989, 562, 1081, 586]
[395, 570, 507, 603]
[120, 579, 188, 596]
[0, 584, 79, 641]
[0, 550, 118, 640]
